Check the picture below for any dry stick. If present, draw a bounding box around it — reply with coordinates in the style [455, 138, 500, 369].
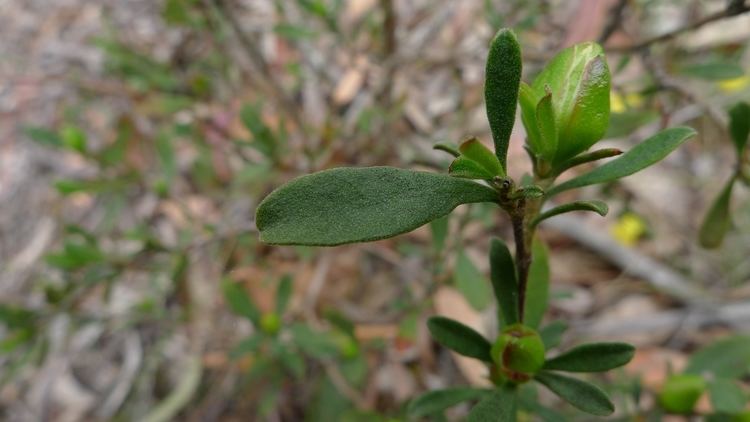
[575, 300, 750, 338]
[209, 0, 308, 142]
[542, 214, 711, 306]
[598, 0, 629, 44]
[640, 48, 728, 128]
[609, 0, 750, 52]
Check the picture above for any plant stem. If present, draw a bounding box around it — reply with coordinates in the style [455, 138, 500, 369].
[507, 178, 550, 322]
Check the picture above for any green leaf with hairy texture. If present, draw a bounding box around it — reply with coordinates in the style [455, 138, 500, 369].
[459, 138, 504, 177]
[539, 321, 568, 349]
[535, 371, 614, 416]
[708, 378, 746, 414]
[535, 91, 558, 160]
[468, 386, 518, 422]
[490, 238, 518, 326]
[532, 43, 610, 162]
[427, 316, 492, 362]
[524, 238, 549, 328]
[222, 278, 260, 325]
[408, 388, 490, 417]
[547, 127, 696, 196]
[685, 335, 750, 378]
[450, 156, 497, 180]
[256, 167, 497, 246]
[700, 177, 735, 249]
[729, 102, 750, 154]
[519, 82, 542, 156]
[455, 250, 492, 310]
[544, 342, 635, 372]
[485, 28, 522, 168]
[532, 200, 608, 227]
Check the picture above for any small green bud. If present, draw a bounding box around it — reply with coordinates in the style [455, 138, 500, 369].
[521, 42, 611, 166]
[491, 323, 545, 383]
[658, 374, 706, 414]
[61, 126, 87, 154]
[331, 332, 360, 359]
[260, 312, 281, 335]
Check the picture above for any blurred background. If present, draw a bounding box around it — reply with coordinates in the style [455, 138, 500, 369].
[1, 0, 750, 420]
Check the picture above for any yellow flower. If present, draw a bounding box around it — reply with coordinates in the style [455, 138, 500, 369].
[610, 92, 644, 114]
[611, 212, 647, 246]
[718, 75, 749, 93]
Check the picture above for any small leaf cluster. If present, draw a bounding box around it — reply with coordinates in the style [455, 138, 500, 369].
[699, 101, 750, 248]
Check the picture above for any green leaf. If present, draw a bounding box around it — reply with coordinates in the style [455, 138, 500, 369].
[534, 371, 614, 416]
[290, 324, 340, 359]
[427, 316, 492, 362]
[468, 386, 518, 422]
[524, 238, 550, 329]
[679, 61, 744, 81]
[459, 138, 504, 177]
[408, 388, 490, 417]
[659, 374, 706, 414]
[699, 177, 736, 249]
[519, 82, 542, 157]
[485, 28, 522, 169]
[222, 278, 261, 325]
[729, 102, 750, 154]
[455, 251, 492, 310]
[539, 321, 568, 349]
[532, 200, 608, 228]
[23, 126, 62, 147]
[532, 43, 611, 162]
[708, 378, 747, 414]
[535, 91, 558, 160]
[490, 238, 519, 326]
[547, 127, 697, 196]
[450, 156, 497, 180]
[430, 215, 450, 253]
[276, 275, 293, 314]
[434, 142, 461, 158]
[544, 342, 635, 372]
[685, 335, 750, 378]
[551, 148, 623, 176]
[256, 167, 497, 246]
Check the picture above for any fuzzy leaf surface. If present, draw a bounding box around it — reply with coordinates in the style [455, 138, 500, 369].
[467, 386, 518, 422]
[427, 316, 493, 362]
[256, 167, 497, 246]
[408, 388, 490, 417]
[544, 342, 635, 372]
[547, 127, 696, 196]
[485, 28, 522, 168]
[535, 371, 614, 416]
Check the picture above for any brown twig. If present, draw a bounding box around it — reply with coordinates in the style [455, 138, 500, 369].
[609, 0, 750, 52]
[207, 0, 308, 140]
[598, 0, 629, 44]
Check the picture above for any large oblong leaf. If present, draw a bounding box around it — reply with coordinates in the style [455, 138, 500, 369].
[468, 386, 518, 422]
[699, 177, 735, 249]
[256, 167, 497, 246]
[485, 28, 522, 169]
[729, 102, 750, 154]
[543, 342, 635, 372]
[407, 387, 490, 417]
[534, 371, 614, 416]
[547, 127, 696, 196]
[427, 316, 493, 362]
